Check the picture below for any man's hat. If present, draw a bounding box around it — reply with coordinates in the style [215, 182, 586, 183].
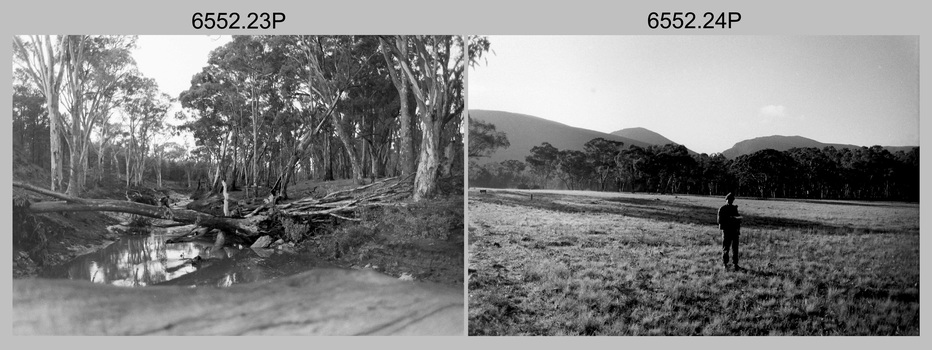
[725, 193, 735, 201]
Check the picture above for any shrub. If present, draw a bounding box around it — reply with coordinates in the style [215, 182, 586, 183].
[281, 216, 311, 242]
[323, 224, 379, 259]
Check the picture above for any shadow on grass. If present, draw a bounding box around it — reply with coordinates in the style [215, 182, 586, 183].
[772, 198, 917, 209]
[853, 288, 919, 303]
[475, 191, 902, 234]
[739, 266, 785, 279]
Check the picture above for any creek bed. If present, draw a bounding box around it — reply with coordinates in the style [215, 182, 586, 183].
[39, 224, 335, 288]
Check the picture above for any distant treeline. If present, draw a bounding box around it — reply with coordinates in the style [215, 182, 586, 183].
[469, 138, 919, 201]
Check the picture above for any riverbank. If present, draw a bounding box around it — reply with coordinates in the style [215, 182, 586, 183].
[310, 194, 465, 287]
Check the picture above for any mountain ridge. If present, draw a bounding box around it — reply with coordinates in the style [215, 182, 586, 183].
[468, 110, 652, 164]
[721, 135, 917, 158]
[469, 109, 917, 162]
[610, 127, 678, 147]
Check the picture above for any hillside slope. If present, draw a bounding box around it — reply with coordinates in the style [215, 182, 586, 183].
[610, 127, 677, 146]
[469, 110, 651, 163]
[721, 135, 915, 158]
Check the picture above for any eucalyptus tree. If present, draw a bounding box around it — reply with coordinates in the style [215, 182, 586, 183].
[13, 35, 67, 192]
[342, 47, 400, 179]
[583, 138, 624, 191]
[693, 152, 730, 196]
[786, 147, 837, 199]
[60, 35, 137, 195]
[256, 35, 366, 197]
[499, 160, 527, 188]
[121, 75, 172, 187]
[651, 144, 694, 194]
[179, 63, 247, 192]
[12, 74, 48, 167]
[286, 35, 370, 184]
[615, 145, 650, 192]
[94, 120, 121, 184]
[154, 142, 186, 189]
[731, 149, 795, 198]
[379, 37, 417, 175]
[380, 35, 486, 200]
[526, 142, 560, 188]
[467, 117, 510, 159]
[205, 36, 282, 192]
[177, 35, 484, 201]
[893, 147, 919, 201]
[555, 150, 591, 190]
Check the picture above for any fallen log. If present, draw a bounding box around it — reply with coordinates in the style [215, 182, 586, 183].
[13, 268, 463, 335]
[13, 175, 417, 239]
[14, 181, 260, 239]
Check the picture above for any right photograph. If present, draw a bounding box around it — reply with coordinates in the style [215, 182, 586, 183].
[466, 36, 919, 336]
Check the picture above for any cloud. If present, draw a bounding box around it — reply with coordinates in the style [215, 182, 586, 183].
[759, 105, 787, 118]
[758, 105, 806, 126]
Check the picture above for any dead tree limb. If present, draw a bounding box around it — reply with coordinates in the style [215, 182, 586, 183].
[13, 174, 417, 238]
[13, 181, 88, 204]
[14, 182, 261, 238]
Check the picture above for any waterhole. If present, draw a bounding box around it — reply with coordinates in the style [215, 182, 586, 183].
[39, 225, 334, 288]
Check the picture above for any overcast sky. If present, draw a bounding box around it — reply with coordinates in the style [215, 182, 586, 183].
[133, 35, 231, 101]
[130, 35, 231, 144]
[468, 36, 919, 155]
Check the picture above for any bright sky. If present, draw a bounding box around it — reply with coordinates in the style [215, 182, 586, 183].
[130, 35, 231, 145]
[133, 35, 232, 100]
[468, 36, 920, 155]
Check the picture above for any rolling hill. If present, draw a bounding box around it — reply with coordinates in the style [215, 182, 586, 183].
[610, 127, 677, 146]
[469, 110, 652, 164]
[721, 135, 850, 158]
[721, 135, 917, 158]
[469, 110, 917, 163]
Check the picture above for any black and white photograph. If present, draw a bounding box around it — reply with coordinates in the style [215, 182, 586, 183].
[11, 35, 469, 335]
[467, 35, 919, 335]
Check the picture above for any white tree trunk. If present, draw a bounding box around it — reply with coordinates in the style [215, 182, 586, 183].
[125, 147, 131, 187]
[157, 153, 163, 189]
[413, 119, 441, 201]
[222, 180, 230, 217]
[330, 112, 364, 184]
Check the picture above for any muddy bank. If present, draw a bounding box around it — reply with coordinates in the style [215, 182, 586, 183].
[12, 183, 182, 279]
[15, 268, 464, 335]
[304, 195, 465, 287]
[13, 205, 121, 278]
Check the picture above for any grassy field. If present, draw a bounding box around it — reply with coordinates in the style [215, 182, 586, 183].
[467, 189, 919, 335]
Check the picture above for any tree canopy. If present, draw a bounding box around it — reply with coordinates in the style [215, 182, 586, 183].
[13, 35, 484, 203]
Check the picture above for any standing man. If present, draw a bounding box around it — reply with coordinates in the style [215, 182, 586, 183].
[718, 193, 742, 271]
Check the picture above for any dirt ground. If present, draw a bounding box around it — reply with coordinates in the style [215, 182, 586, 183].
[324, 220, 465, 287]
[13, 190, 122, 278]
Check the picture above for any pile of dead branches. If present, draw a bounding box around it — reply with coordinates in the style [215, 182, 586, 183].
[249, 174, 415, 221]
[13, 175, 416, 239]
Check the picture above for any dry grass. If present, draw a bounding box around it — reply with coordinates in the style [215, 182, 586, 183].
[467, 189, 919, 335]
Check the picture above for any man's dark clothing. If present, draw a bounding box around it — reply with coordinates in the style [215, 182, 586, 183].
[721, 230, 739, 268]
[718, 204, 740, 268]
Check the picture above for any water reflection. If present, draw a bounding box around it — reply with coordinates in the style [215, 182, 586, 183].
[40, 225, 333, 288]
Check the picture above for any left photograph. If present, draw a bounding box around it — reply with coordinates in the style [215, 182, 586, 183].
[12, 35, 466, 335]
